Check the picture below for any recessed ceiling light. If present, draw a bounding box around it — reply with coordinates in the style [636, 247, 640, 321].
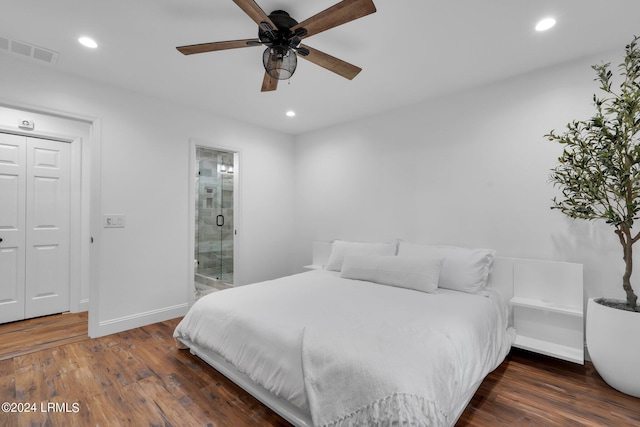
[535, 17, 556, 32]
[286, 110, 296, 117]
[78, 36, 98, 48]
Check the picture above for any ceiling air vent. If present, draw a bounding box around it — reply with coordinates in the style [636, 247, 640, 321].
[0, 35, 59, 64]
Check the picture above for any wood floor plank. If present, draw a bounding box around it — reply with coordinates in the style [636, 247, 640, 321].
[458, 350, 640, 426]
[0, 311, 87, 334]
[0, 312, 88, 360]
[1, 313, 639, 426]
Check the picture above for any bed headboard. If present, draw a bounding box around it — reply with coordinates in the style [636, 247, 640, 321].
[487, 256, 515, 310]
[310, 241, 583, 328]
[310, 241, 332, 269]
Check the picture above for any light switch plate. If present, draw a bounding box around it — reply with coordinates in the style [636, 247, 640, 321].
[103, 214, 126, 228]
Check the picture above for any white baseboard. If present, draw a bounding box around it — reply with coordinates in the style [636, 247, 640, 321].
[92, 303, 189, 338]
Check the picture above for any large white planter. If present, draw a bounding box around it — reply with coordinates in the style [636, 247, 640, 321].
[586, 297, 640, 397]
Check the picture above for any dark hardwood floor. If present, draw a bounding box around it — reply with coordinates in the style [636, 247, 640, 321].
[458, 350, 640, 426]
[0, 314, 638, 426]
[0, 312, 88, 360]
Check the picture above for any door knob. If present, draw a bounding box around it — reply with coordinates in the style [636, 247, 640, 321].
[0, 238, 3, 243]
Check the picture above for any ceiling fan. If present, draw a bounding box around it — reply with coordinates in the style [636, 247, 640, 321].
[176, 0, 377, 92]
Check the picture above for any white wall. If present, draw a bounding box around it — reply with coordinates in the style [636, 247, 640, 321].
[0, 56, 296, 337]
[293, 50, 630, 306]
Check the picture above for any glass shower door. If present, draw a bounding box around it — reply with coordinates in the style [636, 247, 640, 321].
[195, 148, 234, 285]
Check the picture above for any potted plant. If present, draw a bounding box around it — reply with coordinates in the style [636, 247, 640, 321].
[546, 35, 640, 397]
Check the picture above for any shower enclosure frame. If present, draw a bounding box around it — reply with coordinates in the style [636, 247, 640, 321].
[187, 138, 241, 304]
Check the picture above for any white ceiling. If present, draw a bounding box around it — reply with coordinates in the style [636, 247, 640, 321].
[2, 0, 639, 135]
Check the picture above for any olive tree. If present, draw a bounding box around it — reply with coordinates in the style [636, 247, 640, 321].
[547, 36, 640, 310]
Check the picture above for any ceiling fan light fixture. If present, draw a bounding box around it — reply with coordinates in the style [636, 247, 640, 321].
[263, 46, 297, 80]
[176, 0, 378, 92]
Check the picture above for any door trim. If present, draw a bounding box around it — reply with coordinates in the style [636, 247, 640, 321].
[0, 99, 102, 337]
[188, 138, 242, 305]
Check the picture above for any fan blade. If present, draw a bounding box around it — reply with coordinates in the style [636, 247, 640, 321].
[261, 72, 278, 92]
[291, 0, 376, 39]
[177, 39, 260, 55]
[232, 0, 276, 28]
[299, 44, 361, 80]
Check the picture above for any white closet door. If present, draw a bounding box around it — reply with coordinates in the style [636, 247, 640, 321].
[0, 133, 27, 323]
[24, 137, 71, 318]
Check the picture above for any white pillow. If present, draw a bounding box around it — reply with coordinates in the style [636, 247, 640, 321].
[325, 240, 397, 271]
[397, 242, 495, 293]
[340, 254, 443, 293]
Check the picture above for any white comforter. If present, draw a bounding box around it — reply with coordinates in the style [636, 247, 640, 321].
[174, 270, 513, 426]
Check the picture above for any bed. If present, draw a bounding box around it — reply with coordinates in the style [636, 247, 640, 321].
[174, 241, 515, 426]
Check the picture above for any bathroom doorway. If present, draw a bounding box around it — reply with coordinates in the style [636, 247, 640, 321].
[194, 147, 236, 298]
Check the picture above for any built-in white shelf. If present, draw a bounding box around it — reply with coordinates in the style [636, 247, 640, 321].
[497, 257, 585, 364]
[510, 296, 583, 317]
[513, 334, 584, 364]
